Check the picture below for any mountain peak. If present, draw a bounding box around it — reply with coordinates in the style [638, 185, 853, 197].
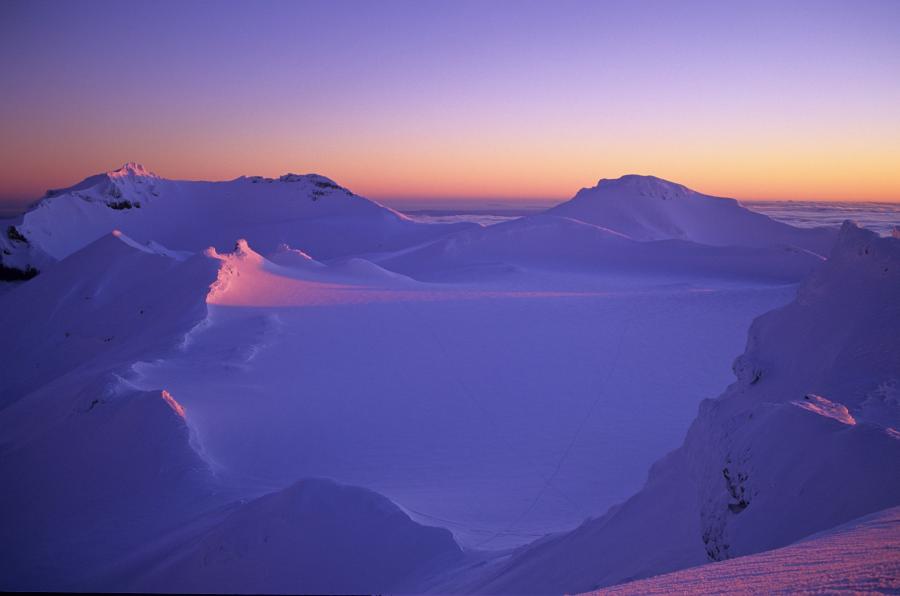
[107, 162, 158, 178]
[594, 174, 695, 198]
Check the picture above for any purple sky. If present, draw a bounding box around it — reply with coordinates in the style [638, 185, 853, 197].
[1, 0, 898, 208]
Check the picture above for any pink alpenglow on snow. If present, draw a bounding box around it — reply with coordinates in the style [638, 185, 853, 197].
[161, 390, 187, 419]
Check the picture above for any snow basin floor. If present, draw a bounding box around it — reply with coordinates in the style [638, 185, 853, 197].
[127, 281, 795, 549]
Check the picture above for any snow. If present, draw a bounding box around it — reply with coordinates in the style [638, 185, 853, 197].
[546, 175, 838, 253]
[471, 222, 900, 594]
[1, 167, 897, 594]
[377, 214, 824, 284]
[791, 393, 856, 426]
[586, 506, 900, 595]
[3, 162, 473, 267]
[124, 478, 462, 594]
[0, 230, 220, 409]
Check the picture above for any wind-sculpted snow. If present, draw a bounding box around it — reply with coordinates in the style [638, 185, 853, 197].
[127, 478, 462, 594]
[472, 222, 900, 594]
[585, 506, 900, 595]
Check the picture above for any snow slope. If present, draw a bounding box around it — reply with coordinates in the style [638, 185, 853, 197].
[588, 505, 900, 595]
[0, 162, 472, 275]
[0, 230, 220, 408]
[545, 175, 837, 253]
[472, 222, 900, 594]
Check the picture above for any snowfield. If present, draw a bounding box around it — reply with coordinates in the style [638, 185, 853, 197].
[1, 165, 897, 593]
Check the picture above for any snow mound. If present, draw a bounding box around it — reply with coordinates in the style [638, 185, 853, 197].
[588, 505, 900, 595]
[132, 478, 462, 594]
[472, 222, 900, 594]
[545, 175, 837, 253]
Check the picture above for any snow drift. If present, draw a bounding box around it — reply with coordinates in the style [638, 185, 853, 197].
[472, 222, 900, 594]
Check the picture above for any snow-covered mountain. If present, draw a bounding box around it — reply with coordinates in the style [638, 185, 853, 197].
[0, 162, 473, 279]
[470, 222, 900, 594]
[373, 175, 839, 284]
[1, 165, 895, 594]
[545, 175, 838, 252]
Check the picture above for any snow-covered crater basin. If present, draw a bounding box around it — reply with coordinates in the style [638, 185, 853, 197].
[129, 273, 793, 549]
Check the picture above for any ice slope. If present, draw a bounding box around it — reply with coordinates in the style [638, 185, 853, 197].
[472, 222, 900, 594]
[127, 478, 463, 594]
[545, 175, 838, 253]
[377, 214, 824, 283]
[588, 505, 900, 595]
[1, 162, 472, 274]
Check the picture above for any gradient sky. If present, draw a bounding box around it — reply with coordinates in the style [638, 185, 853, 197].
[1, 0, 898, 208]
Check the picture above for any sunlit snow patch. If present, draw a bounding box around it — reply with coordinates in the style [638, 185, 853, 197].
[791, 394, 856, 425]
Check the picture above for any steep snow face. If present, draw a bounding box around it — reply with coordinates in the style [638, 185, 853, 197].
[127, 478, 462, 594]
[545, 175, 837, 253]
[3, 163, 472, 271]
[473, 222, 900, 594]
[588, 506, 900, 595]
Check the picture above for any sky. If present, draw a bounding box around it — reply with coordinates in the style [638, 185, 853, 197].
[1, 0, 898, 210]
